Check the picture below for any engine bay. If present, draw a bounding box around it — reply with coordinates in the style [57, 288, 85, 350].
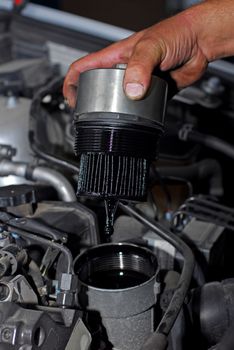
[0, 5, 234, 350]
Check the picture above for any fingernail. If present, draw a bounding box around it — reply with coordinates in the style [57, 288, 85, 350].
[125, 83, 145, 100]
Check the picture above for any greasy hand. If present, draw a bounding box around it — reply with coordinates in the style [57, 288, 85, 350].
[63, 0, 234, 108]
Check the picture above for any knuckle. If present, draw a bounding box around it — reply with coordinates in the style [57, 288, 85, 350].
[69, 60, 79, 71]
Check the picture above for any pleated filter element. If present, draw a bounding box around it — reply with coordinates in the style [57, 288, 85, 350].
[77, 153, 149, 200]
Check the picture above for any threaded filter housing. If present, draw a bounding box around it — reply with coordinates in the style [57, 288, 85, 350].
[74, 66, 167, 201]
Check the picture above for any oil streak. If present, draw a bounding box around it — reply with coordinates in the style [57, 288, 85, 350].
[104, 199, 119, 240]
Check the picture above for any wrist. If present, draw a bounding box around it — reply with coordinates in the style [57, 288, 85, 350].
[183, 0, 234, 62]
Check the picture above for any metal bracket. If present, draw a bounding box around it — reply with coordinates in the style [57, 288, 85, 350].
[65, 319, 92, 350]
[0, 144, 16, 161]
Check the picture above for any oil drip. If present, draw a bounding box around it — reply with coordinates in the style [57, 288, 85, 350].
[104, 199, 119, 240]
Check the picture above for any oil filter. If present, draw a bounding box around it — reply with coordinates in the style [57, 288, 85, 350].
[74, 66, 167, 202]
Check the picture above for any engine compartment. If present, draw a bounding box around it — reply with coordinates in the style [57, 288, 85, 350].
[0, 6, 234, 350]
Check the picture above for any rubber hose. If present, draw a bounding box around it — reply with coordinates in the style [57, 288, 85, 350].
[188, 131, 234, 161]
[157, 158, 223, 197]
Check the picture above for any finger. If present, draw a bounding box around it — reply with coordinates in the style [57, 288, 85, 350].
[63, 33, 142, 107]
[124, 37, 165, 100]
[63, 48, 123, 108]
[170, 49, 208, 88]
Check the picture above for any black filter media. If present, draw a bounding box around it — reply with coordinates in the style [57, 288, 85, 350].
[78, 153, 149, 200]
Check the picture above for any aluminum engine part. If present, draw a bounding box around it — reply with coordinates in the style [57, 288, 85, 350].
[76, 243, 159, 350]
[0, 245, 27, 277]
[0, 303, 87, 350]
[0, 275, 38, 304]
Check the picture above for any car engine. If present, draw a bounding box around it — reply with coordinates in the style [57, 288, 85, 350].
[0, 3, 234, 350]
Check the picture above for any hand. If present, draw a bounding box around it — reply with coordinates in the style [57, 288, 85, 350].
[63, 0, 234, 108]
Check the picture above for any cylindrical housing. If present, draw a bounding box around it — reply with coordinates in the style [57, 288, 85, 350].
[75, 68, 167, 123]
[74, 67, 168, 201]
[75, 68, 167, 200]
[75, 243, 159, 350]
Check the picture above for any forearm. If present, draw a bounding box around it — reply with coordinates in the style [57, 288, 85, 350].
[185, 0, 234, 61]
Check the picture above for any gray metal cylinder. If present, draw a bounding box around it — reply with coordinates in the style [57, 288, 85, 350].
[75, 243, 159, 350]
[75, 67, 168, 125]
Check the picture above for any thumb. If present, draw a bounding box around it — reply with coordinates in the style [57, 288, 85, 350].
[124, 38, 164, 100]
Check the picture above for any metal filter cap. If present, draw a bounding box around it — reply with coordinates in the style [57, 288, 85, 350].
[75, 66, 168, 124]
